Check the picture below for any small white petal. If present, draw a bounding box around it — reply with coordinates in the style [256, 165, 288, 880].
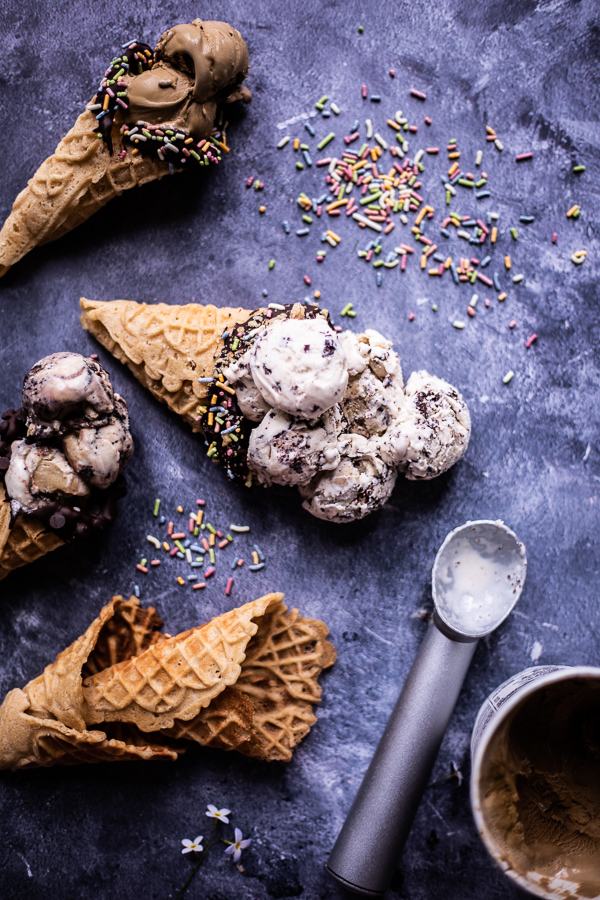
[224, 844, 235, 855]
[234, 827, 243, 843]
[207, 804, 218, 815]
[219, 808, 231, 817]
[182, 847, 193, 854]
[194, 836, 203, 845]
[233, 847, 242, 862]
[239, 839, 252, 849]
[182, 839, 193, 848]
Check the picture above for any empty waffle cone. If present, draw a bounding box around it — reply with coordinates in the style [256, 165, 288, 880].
[0, 112, 170, 278]
[80, 297, 254, 432]
[0, 484, 64, 582]
[0, 592, 334, 770]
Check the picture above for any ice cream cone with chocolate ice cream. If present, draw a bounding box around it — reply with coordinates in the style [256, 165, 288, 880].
[81, 297, 471, 522]
[0, 352, 134, 581]
[0, 20, 251, 277]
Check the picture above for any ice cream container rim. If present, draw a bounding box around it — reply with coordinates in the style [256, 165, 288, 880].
[470, 665, 600, 900]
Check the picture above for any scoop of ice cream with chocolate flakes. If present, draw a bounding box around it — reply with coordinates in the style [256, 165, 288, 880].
[299, 434, 397, 523]
[3, 353, 133, 514]
[23, 352, 115, 439]
[248, 408, 341, 487]
[250, 317, 348, 419]
[380, 371, 471, 479]
[340, 331, 404, 437]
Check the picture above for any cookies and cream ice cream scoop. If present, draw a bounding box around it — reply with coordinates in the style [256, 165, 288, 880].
[249, 317, 349, 418]
[328, 520, 527, 896]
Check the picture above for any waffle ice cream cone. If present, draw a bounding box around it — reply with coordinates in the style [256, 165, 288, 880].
[0, 484, 64, 582]
[80, 298, 254, 431]
[0, 112, 170, 278]
[0, 593, 335, 770]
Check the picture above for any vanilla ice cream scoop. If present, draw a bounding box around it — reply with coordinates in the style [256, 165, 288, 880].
[300, 436, 397, 523]
[62, 398, 134, 489]
[4, 439, 90, 511]
[380, 372, 471, 479]
[23, 352, 115, 438]
[250, 318, 348, 419]
[248, 408, 340, 487]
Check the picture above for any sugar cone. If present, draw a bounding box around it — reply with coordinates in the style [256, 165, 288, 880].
[0, 112, 170, 278]
[80, 297, 254, 431]
[0, 593, 335, 770]
[82, 594, 284, 732]
[0, 597, 178, 769]
[0, 484, 64, 582]
[166, 604, 336, 760]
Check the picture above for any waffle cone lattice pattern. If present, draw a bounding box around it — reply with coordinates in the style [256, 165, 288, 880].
[0, 593, 335, 769]
[80, 298, 254, 432]
[0, 112, 170, 277]
[0, 484, 64, 582]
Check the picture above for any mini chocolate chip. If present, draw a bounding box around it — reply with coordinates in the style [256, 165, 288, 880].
[49, 513, 66, 529]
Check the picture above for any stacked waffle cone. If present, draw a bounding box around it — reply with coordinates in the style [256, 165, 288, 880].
[80, 297, 254, 430]
[0, 593, 335, 769]
[0, 484, 64, 582]
[0, 113, 170, 278]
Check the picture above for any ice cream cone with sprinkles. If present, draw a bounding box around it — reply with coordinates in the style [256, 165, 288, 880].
[0, 20, 251, 278]
[80, 298, 256, 433]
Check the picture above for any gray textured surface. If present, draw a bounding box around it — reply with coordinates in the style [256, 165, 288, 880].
[0, 0, 599, 898]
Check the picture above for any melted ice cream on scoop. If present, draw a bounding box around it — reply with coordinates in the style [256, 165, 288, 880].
[22, 352, 115, 439]
[250, 318, 348, 419]
[432, 520, 527, 638]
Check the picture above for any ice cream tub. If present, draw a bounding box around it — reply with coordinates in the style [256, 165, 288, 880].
[470, 665, 600, 900]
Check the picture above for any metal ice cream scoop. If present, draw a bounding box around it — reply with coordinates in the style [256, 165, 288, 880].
[327, 520, 527, 897]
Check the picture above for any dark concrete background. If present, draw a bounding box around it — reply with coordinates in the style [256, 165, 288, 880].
[0, 0, 599, 897]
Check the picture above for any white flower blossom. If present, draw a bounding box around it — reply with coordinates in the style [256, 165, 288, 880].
[181, 836, 203, 854]
[206, 804, 231, 824]
[451, 761, 464, 787]
[224, 827, 251, 863]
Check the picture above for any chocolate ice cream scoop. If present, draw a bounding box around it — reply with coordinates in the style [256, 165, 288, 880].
[23, 352, 115, 438]
[124, 19, 251, 142]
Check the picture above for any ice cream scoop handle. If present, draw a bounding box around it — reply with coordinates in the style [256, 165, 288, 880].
[327, 621, 478, 896]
